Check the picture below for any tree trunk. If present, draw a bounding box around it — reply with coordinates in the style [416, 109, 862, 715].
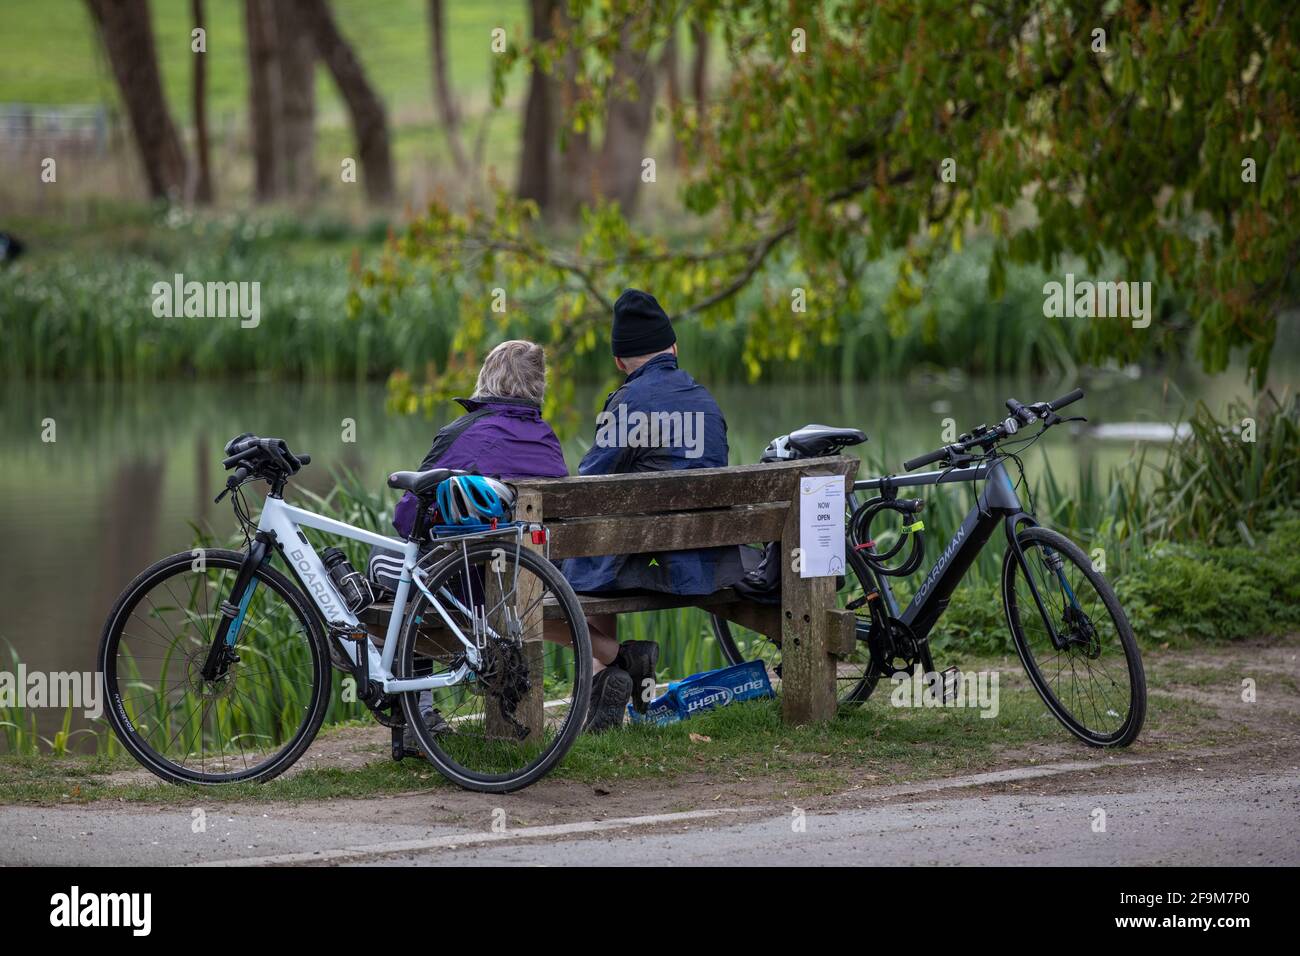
[690, 19, 709, 105]
[274, 0, 317, 198]
[190, 0, 214, 203]
[595, 33, 657, 216]
[297, 0, 395, 203]
[428, 0, 469, 176]
[84, 0, 187, 200]
[550, 3, 596, 217]
[660, 29, 684, 168]
[243, 0, 281, 201]
[516, 0, 556, 210]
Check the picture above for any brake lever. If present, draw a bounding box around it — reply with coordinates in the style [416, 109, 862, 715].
[214, 467, 251, 503]
[1039, 412, 1086, 429]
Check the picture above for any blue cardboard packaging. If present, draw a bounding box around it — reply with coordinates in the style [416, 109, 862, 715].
[628, 659, 774, 726]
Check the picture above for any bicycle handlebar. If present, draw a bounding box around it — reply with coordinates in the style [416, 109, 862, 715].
[902, 446, 952, 472]
[215, 434, 310, 501]
[901, 388, 1084, 472]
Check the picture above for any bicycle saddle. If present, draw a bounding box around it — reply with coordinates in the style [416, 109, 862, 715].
[763, 424, 867, 461]
[387, 468, 456, 495]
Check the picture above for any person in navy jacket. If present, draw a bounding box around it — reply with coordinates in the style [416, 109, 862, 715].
[564, 289, 744, 731]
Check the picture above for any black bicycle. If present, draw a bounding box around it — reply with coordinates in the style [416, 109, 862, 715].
[712, 388, 1146, 747]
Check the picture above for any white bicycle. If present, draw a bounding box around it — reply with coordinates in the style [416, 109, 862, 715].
[99, 434, 592, 793]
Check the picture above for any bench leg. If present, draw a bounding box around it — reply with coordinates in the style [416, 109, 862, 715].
[483, 543, 546, 744]
[779, 505, 839, 724]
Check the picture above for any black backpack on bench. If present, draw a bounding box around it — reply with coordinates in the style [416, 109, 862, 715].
[732, 424, 866, 605]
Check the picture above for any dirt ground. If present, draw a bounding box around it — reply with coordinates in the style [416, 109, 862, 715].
[1, 637, 1296, 864]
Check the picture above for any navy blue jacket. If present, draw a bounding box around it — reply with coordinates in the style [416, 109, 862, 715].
[562, 353, 743, 595]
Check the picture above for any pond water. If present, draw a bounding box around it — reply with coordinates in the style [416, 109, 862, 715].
[0, 364, 1282, 745]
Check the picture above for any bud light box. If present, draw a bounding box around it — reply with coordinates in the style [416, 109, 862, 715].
[628, 659, 775, 726]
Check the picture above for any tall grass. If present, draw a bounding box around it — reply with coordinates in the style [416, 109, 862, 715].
[0, 643, 104, 756]
[5, 217, 1092, 384]
[1, 217, 455, 383]
[1142, 392, 1299, 543]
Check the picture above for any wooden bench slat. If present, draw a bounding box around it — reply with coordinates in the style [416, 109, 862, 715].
[546, 502, 787, 559]
[511, 456, 857, 519]
[541, 587, 743, 617]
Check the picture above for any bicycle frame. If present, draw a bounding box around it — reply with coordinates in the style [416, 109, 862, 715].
[218, 495, 479, 694]
[852, 459, 1068, 648]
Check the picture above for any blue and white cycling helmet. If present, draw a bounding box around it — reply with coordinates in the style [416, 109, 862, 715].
[436, 474, 516, 526]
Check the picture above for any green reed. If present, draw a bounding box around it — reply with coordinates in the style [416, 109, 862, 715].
[5, 216, 1090, 386]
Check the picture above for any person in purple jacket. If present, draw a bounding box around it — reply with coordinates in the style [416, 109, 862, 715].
[374, 340, 624, 746]
[387, 339, 569, 540]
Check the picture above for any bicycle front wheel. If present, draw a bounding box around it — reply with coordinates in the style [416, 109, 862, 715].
[1002, 527, 1146, 747]
[99, 549, 330, 784]
[397, 541, 592, 793]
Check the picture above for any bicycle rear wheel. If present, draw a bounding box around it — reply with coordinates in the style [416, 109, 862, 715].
[99, 549, 330, 784]
[1002, 527, 1146, 747]
[397, 541, 592, 793]
[711, 551, 880, 706]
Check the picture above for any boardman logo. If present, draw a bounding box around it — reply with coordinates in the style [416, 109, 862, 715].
[50, 886, 151, 936]
[151, 272, 261, 328]
[1042, 273, 1152, 329]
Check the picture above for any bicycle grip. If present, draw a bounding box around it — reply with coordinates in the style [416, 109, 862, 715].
[1050, 388, 1084, 411]
[903, 446, 949, 471]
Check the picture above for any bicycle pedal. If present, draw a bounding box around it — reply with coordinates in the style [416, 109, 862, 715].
[390, 725, 406, 762]
[939, 665, 961, 704]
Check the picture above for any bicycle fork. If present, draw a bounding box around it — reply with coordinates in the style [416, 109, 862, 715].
[1005, 517, 1081, 652]
[200, 533, 273, 681]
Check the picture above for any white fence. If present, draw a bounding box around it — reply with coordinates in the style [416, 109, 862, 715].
[0, 103, 114, 154]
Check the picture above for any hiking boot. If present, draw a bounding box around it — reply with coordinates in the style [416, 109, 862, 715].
[615, 640, 660, 714]
[585, 666, 633, 733]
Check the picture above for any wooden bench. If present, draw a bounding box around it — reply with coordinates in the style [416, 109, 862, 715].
[509, 455, 860, 725]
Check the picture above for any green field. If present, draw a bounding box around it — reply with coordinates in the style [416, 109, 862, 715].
[0, 0, 526, 121]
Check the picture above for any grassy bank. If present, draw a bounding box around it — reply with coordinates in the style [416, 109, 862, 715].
[0, 643, 1244, 804]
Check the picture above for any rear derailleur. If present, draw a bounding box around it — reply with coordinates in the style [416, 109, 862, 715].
[468, 635, 533, 741]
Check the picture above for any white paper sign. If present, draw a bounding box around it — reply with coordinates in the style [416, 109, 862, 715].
[798, 475, 846, 578]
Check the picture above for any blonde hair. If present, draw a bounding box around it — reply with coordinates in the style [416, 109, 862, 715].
[472, 340, 548, 405]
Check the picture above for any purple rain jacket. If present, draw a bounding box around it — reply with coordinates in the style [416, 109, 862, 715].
[391, 396, 568, 537]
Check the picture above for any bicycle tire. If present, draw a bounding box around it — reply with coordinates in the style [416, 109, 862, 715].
[397, 541, 593, 793]
[1002, 527, 1146, 747]
[711, 549, 881, 706]
[99, 548, 331, 784]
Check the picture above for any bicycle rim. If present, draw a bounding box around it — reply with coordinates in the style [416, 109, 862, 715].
[100, 549, 329, 783]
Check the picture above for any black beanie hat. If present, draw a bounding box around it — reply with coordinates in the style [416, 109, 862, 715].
[610, 288, 676, 358]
